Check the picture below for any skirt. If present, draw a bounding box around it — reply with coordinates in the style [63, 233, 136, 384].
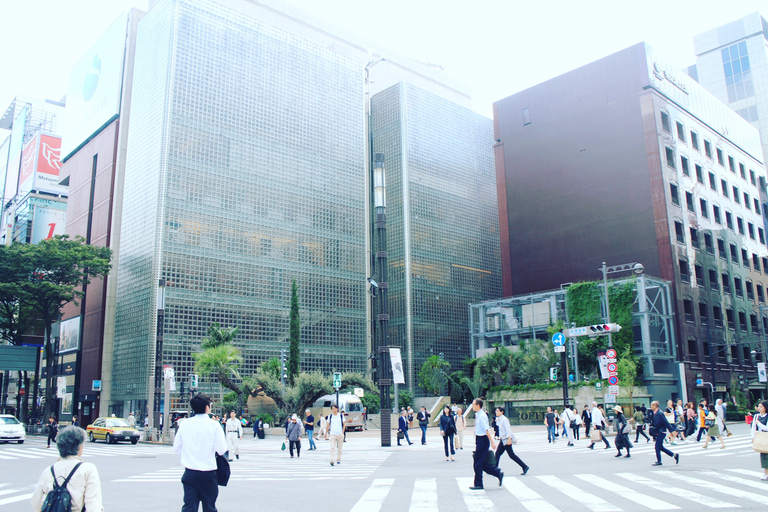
[707, 424, 721, 437]
[615, 432, 633, 449]
[761, 452, 768, 470]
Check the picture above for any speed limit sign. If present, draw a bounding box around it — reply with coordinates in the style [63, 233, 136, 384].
[606, 348, 617, 359]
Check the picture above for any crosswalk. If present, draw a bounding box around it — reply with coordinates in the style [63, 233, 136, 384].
[0, 483, 33, 509]
[0, 443, 174, 461]
[349, 469, 768, 511]
[113, 447, 392, 482]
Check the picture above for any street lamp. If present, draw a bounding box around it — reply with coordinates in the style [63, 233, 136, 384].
[599, 262, 644, 348]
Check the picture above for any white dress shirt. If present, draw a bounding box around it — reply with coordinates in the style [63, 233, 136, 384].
[30, 456, 103, 512]
[225, 417, 242, 435]
[496, 414, 512, 441]
[474, 409, 490, 436]
[173, 413, 227, 471]
[591, 407, 604, 426]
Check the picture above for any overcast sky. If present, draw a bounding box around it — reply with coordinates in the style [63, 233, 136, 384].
[0, 0, 765, 137]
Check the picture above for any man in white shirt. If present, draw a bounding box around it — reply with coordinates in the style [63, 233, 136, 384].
[588, 401, 611, 449]
[494, 406, 529, 475]
[559, 405, 576, 447]
[225, 410, 243, 461]
[715, 399, 731, 436]
[469, 398, 502, 490]
[325, 403, 346, 466]
[173, 393, 227, 512]
[127, 412, 136, 428]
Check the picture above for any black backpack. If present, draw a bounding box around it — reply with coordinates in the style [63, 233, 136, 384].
[41, 462, 82, 512]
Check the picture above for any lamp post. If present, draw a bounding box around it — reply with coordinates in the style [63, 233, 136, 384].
[599, 262, 644, 348]
[372, 153, 392, 447]
[148, 278, 166, 436]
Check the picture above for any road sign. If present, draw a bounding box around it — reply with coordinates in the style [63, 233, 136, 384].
[696, 378, 703, 386]
[608, 375, 619, 386]
[333, 372, 342, 388]
[609, 385, 619, 395]
[604, 394, 617, 404]
[552, 333, 565, 347]
[554, 345, 566, 353]
[607, 362, 617, 373]
[595, 382, 603, 391]
[92, 380, 101, 392]
[606, 348, 617, 359]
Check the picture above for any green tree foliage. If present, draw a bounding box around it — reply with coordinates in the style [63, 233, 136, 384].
[259, 357, 281, 380]
[476, 347, 513, 387]
[418, 355, 451, 396]
[288, 280, 300, 386]
[246, 370, 332, 424]
[617, 347, 640, 410]
[0, 244, 40, 345]
[193, 323, 246, 410]
[396, 389, 414, 410]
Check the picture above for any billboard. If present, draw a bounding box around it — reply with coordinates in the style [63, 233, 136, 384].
[17, 135, 66, 197]
[19, 135, 37, 189]
[59, 316, 80, 354]
[31, 206, 67, 243]
[60, 12, 128, 159]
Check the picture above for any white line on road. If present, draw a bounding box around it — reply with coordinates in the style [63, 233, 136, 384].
[349, 478, 394, 512]
[536, 475, 619, 512]
[1, 449, 42, 459]
[615, 472, 738, 509]
[502, 477, 560, 511]
[726, 468, 766, 478]
[694, 469, 768, 492]
[575, 474, 679, 510]
[0, 493, 33, 506]
[408, 478, 437, 512]
[456, 477, 496, 512]
[657, 471, 768, 506]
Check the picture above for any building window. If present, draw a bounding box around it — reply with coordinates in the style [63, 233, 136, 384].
[746, 281, 754, 301]
[725, 211, 733, 230]
[695, 264, 704, 286]
[758, 284, 765, 303]
[523, 107, 531, 125]
[750, 169, 756, 185]
[716, 148, 724, 166]
[685, 191, 694, 212]
[704, 232, 714, 254]
[713, 205, 721, 224]
[717, 238, 726, 259]
[713, 305, 723, 327]
[728, 155, 735, 173]
[753, 198, 760, 215]
[726, 308, 735, 330]
[742, 248, 749, 267]
[734, 276, 743, 298]
[666, 147, 675, 168]
[683, 299, 694, 323]
[739, 163, 746, 179]
[739, 106, 760, 122]
[700, 198, 709, 218]
[690, 228, 700, 249]
[708, 172, 717, 190]
[691, 131, 699, 150]
[750, 313, 759, 331]
[695, 164, 704, 184]
[760, 227, 766, 245]
[699, 303, 708, 325]
[733, 186, 740, 203]
[736, 216, 744, 235]
[722, 272, 731, 295]
[709, 268, 719, 290]
[661, 111, 671, 132]
[763, 257, 768, 273]
[729, 243, 738, 262]
[721, 179, 729, 197]
[704, 139, 713, 159]
[753, 253, 760, 272]
[748, 222, 756, 240]
[674, 221, 685, 244]
[722, 41, 754, 102]
[676, 121, 685, 141]
[679, 260, 690, 283]
[739, 312, 749, 332]
[688, 337, 698, 358]
[681, 156, 690, 176]
[670, 183, 680, 205]
[744, 192, 750, 210]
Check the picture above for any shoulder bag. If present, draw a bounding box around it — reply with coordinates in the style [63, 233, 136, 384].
[216, 454, 230, 486]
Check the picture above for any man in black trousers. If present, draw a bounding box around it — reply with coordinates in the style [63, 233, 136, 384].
[469, 398, 503, 490]
[173, 393, 228, 512]
[650, 400, 680, 467]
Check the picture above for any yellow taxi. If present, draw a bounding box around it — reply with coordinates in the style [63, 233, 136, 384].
[86, 417, 141, 444]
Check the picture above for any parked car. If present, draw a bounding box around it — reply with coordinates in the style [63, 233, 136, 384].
[0, 414, 25, 444]
[86, 417, 141, 444]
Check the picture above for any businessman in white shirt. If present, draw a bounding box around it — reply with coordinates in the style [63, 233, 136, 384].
[173, 393, 228, 512]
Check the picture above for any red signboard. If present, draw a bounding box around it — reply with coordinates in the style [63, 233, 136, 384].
[37, 135, 62, 176]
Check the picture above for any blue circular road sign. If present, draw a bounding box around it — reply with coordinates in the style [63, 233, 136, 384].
[552, 333, 566, 347]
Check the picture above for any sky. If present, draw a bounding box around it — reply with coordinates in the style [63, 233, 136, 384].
[0, 0, 765, 137]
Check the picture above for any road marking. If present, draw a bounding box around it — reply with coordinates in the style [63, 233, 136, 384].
[536, 475, 619, 512]
[615, 473, 738, 509]
[502, 477, 560, 511]
[657, 471, 768, 506]
[726, 468, 766, 478]
[408, 478, 437, 512]
[0, 489, 22, 497]
[694, 469, 768, 492]
[0, 493, 33, 506]
[349, 478, 394, 512]
[575, 474, 679, 510]
[456, 477, 496, 512]
[1, 449, 42, 459]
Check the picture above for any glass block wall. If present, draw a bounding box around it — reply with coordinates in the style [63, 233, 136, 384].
[371, 83, 502, 394]
[112, 0, 366, 408]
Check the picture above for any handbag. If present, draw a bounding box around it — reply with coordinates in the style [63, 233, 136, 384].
[280, 441, 286, 451]
[397, 431, 404, 440]
[216, 454, 230, 486]
[590, 429, 602, 441]
[569, 420, 577, 429]
[752, 431, 768, 454]
[704, 419, 714, 428]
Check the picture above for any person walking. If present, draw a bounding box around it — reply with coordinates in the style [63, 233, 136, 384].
[46, 416, 58, 448]
[304, 410, 316, 450]
[543, 407, 556, 443]
[398, 410, 413, 446]
[225, 411, 242, 461]
[685, 402, 696, 438]
[127, 412, 136, 429]
[715, 399, 731, 437]
[31, 426, 104, 512]
[407, 407, 414, 429]
[325, 404, 345, 466]
[494, 406, 529, 475]
[417, 406, 430, 445]
[650, 400, 679, 466]
[172, 393, 228, 512]
[362, 406, 368, 431]
[439, 405, 456, 461]
[560, 405, 577, 446]
[455, 407, 465, 450]
[613, 405, 632, 458]
[582, 405, 592, 436]
[695, 403, 709, 442]
[633, 405, 650, 443]
[469, 398, 503, 491]
[702, 404, 725, 450]
[318, 412, 328, 439]
[286, 414, 302, 458]
[750, 400, 768, 481]
[588, 402, 610, 449]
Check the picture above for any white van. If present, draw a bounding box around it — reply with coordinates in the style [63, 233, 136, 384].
[310, 393, 364, 431]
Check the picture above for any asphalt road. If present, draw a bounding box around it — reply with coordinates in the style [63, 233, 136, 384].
[2, 422, 766, 511]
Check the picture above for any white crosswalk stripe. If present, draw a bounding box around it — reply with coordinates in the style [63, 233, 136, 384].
[349, 478, 394, 512]
[574, 474, 679, 510]
[614, 472, 739, 509]
[657, 470, 768, 506]
[501, 477, 560, 512]
[0, 443, 173, 461]
[408, 478, 438, 512]
[0, 492, 33, 507]
[456, 477, 496, 512]
[536, 474, 619, 512]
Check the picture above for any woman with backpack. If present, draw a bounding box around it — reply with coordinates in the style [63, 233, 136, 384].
[438, 405, 456, 461]
[31, 425, 103, 512]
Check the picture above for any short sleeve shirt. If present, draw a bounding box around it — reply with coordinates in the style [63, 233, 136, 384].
[474, 409, 490, 436]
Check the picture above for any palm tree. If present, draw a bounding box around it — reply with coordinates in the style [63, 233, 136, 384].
[193, 323, 245, 410]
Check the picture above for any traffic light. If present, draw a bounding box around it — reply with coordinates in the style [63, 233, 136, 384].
[549, 367, 557, 381]
[190, 374, 198, 389]
[589, 323, 622, 334]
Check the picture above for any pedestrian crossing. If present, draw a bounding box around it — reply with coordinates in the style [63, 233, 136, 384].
[112, 447, 392, 482]
[348, 469, 768, 511]
[0, 443, 173, 461]
[0, 483, 33, 509]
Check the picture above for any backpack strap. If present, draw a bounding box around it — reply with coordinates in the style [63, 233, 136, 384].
[54, 462, 83, 490]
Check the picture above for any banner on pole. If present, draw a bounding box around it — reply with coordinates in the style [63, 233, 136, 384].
[389, 348, 405, 384]
[758, 362, 767, 383]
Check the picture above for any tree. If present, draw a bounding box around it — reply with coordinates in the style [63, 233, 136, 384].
[0, 244, 40, 345]
[476, 347, 513, 387]
[259, 357, 281, 380]
[246, 370, 332, 424]
[418, 355, 451, 396]
[459, 372, 485, 401]
[193, 323, 245, 410]
[288, 279, 300, 386]
[20, 236, 111, 419]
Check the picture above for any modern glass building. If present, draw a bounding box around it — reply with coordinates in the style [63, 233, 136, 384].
[112, 0, 366, 415]
[371, 83, 501, 393]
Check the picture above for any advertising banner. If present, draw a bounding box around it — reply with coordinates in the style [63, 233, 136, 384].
[57, 377, 67, 398]
[389, 348, 406, 384]
[58, 316, 80, 354]
[597, 350, 610, 379]
[31, 206, 67, 243]
[19, 136, 37, 191]
[33, 135, 66, 195]
[758, 362, 767, 383]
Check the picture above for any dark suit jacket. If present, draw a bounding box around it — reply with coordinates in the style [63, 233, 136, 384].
[398, 416, 408, 431]
[651, 409, 675, 434]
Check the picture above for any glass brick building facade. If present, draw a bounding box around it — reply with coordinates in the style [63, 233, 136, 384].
[112, 0, 366, 413]
[371, 83, 502, 393]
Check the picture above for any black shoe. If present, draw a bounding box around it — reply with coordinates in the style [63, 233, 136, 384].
[624, 454, 631, 458]
[228, 459, 233, 462]
[336, 461, 341, 465]
[674, 453, 680, 465]
[469, 486, 484, 490]
[615, 453, 622, 457]
[236, 455, 239, 460]
[397, 443, 401, 446]
[498, 472, 504, 486]
[652, 462, 662, 466]
[330, 462, 334, 466]
[409, 442, 414, 445]
[588, 444, 594, 450]
[521, 466, 529, 476]
[604, 446, 610, 449]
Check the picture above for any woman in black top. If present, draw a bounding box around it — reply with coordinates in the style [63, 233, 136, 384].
[613, 405, 633, 458]
[438, 405, 456, 461]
